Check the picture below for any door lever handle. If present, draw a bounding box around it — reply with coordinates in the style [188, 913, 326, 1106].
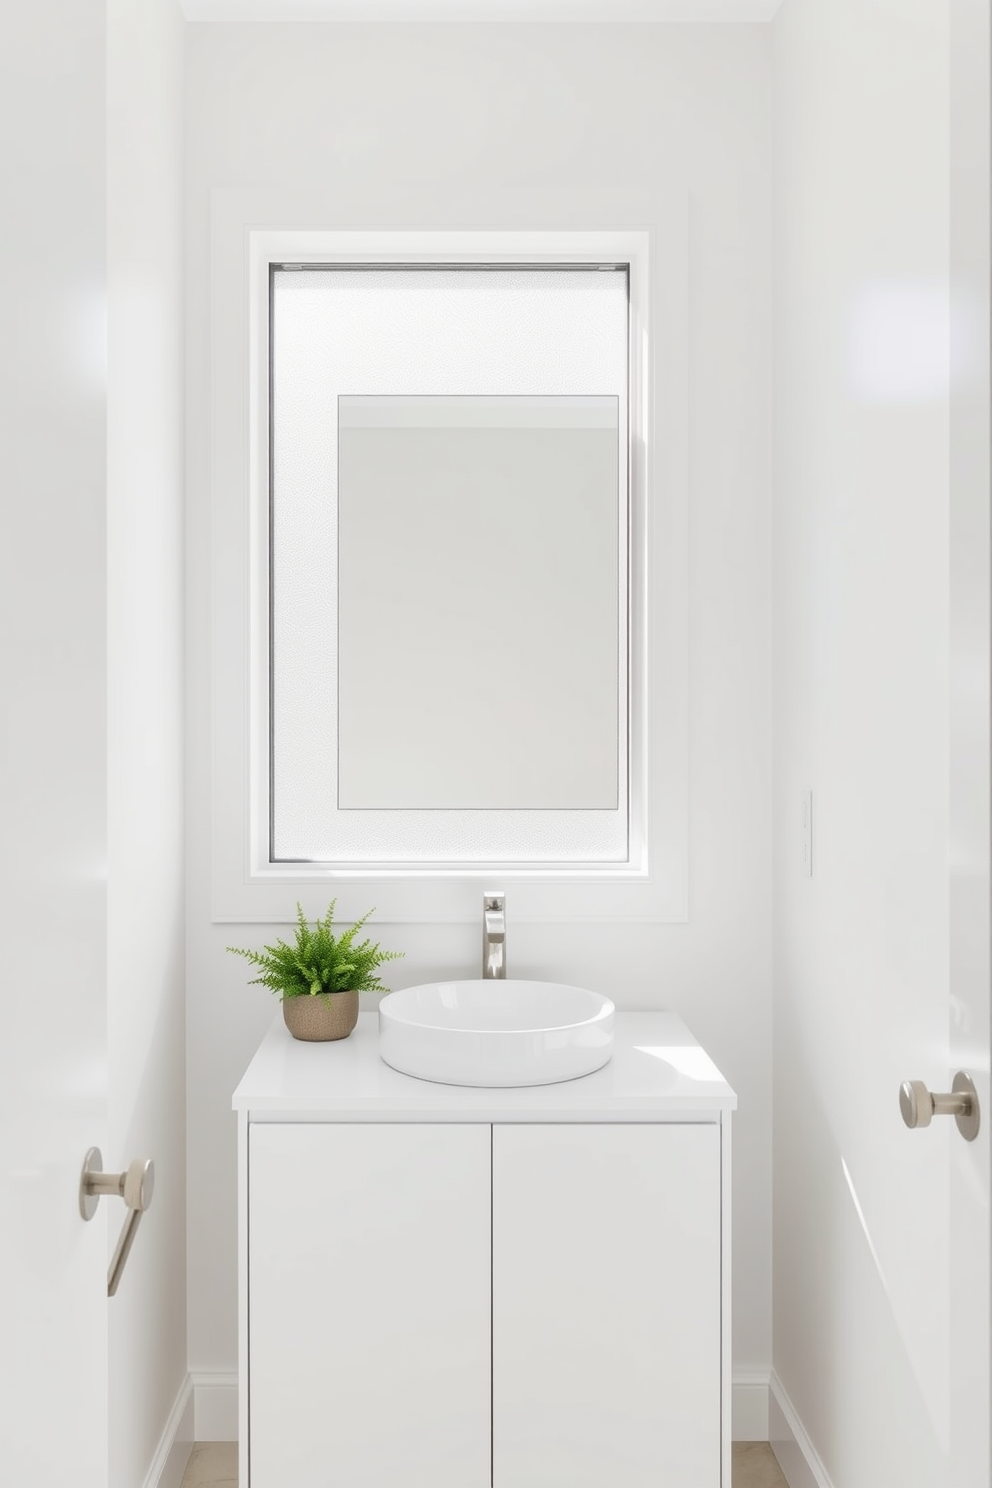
[899, 1072, 980, 1141]
[79, 1148, 155, 1296]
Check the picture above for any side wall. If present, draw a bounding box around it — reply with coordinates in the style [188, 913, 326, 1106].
[772, 1, 951, 1483]
[185, 21, 774, 1410]
[108, 2, 189, 1484]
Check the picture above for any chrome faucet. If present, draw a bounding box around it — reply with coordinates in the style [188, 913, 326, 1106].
[483, 892, 506, 980]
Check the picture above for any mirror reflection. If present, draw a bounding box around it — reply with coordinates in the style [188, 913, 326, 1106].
[337, 394, 620, 811]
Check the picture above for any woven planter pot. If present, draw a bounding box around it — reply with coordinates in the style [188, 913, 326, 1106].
[282, 990, 360, 1042]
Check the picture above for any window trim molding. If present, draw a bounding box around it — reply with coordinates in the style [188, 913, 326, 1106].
[209, 199, 688, 924]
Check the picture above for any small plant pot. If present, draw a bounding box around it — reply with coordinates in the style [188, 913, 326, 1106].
[282, 991, 360, 1042]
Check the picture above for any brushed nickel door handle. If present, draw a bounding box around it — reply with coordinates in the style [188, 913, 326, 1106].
[899, 1072, 980, 1141]
[78, 1148, 156, 1295]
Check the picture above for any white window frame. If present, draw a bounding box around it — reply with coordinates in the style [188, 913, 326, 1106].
[209, 205, 687, 925]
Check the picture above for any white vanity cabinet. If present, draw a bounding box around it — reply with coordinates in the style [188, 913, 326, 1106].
[249, 1123, 491, 1488]
[493, 1123, 721, 1488]
[234, 1012, 736, 1488]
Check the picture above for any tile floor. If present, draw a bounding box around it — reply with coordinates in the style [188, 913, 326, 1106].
[180, 1443, 237, 1488]
[180, 1440, 790, 1487]
[733, 1441, 791, 1487]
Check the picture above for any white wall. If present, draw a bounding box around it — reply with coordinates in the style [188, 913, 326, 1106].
[772, 1, 952, 1482]
[185, 20, 773, 1404]
[108, 2, 188, 1484]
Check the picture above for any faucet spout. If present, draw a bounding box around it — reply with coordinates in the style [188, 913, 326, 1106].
[482, 892, 506, 980]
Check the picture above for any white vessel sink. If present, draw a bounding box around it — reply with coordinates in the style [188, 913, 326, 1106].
[378, 979, 615, 1088]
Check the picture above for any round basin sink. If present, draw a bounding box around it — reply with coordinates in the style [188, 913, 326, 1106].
[378, 979, 615, 1087]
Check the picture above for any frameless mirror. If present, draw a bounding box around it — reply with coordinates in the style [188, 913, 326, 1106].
[337, 394, 619, 810]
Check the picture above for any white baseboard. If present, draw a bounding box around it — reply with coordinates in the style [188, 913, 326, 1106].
[769, 1371, 834, 1488]
[188, 1371, 774, 1448]
[732, 1372, 770, 1440]
[192, 1371, 240, 1441]
[142, 1375, 194, 1488]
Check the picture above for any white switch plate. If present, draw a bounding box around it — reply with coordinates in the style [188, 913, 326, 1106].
[802, 790, 813, 877]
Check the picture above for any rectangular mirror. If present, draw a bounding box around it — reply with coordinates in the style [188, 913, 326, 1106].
[337, 394, 619, 811]
[270, 264, 629, 864]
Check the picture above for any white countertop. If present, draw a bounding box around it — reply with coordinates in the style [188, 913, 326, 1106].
[233, 1009, 737, 1121]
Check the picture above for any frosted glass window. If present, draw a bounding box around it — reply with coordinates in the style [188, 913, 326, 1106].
[270, 266, 629, 865]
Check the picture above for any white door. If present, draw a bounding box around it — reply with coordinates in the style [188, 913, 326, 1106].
[0, 3, 110, 1485]
[948, 0, 990, 1477]
[770, 2, 990, 1481]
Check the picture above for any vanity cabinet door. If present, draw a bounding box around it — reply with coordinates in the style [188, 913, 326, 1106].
[249, 1122, 491, 1488]
[492, 1123, 721, 1488]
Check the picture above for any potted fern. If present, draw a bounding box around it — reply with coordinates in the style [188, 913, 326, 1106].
[228, 901, 403, 1042]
